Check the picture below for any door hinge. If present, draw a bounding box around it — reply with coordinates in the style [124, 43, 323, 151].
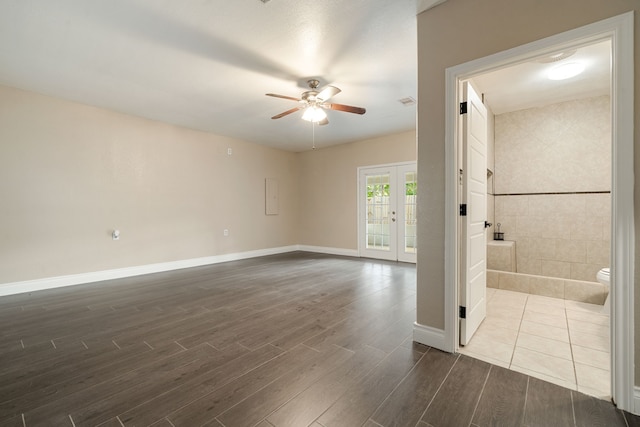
[460, 102, 468, 115]
[459, 306, 466, 319]
[459, 204, 467, 216]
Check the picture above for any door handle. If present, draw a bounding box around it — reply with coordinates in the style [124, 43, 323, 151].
[484, 221, 492, 229]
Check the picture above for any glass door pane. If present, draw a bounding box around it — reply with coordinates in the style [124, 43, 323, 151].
[404, 171, 417, 254]
[366, 174, 391, 251]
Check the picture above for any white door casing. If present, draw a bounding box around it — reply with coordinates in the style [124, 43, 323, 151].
[459, 82, 488, 346]
[433, 13, 634, 412]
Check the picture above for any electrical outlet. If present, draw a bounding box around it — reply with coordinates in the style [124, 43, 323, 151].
[227, 148, 232, 156]
[112, 229, 120, 240]
[223, 229, 229, 237]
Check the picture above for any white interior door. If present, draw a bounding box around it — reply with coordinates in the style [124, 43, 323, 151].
[460, 82, 488, 346]
[359, 163, 417, 262]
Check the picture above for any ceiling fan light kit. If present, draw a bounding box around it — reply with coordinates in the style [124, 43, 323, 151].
[266, 79, 366, 125]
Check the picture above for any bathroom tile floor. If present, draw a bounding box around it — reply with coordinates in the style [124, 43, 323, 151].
[459, 288, 611, 400]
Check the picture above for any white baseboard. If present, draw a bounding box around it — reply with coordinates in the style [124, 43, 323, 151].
[0, 245, 362, 297]
[0, 245, 300, 297]
[297, 245, 359, 257]
[413, 322, 448, 352]
[634, 386, 640, 416]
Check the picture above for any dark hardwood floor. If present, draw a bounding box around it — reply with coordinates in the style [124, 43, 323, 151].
[0, 252, 637, 427]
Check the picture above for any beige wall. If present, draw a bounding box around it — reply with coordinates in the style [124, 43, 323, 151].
[0, 84, 415, 287]
[0, 85, 299, 284]
[416, 0, 639, 382]
[297, 131, 416, 249]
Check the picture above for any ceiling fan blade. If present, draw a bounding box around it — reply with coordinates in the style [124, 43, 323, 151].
[325, 103, 366, 115]
[271, 107, 302, 119]
[316, 85, 341, 102]
[318, 117, 329, 126]
[266, 93, 301, 102]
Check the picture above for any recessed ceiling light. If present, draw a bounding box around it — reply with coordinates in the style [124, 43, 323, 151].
[537, 50, 577, 63]
[547, 62, 585, 80]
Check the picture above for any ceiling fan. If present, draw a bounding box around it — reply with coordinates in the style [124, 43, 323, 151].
[266, 79, 366, 125]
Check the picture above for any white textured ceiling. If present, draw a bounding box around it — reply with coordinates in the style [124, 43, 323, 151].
[0, 0, 607, 152]
[472, 41, 611, 115]
[0, 0, 429, 152]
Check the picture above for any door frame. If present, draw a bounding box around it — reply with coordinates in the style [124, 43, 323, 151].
[357, 161, 417, 263]
[442, 13, 635, 411]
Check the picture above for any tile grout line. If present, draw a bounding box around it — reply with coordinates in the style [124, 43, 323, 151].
[68, 414, 76, 427]
[521, 376, 530, 426]
[415, 352, 460, 424]
[112, 340, 121, 350]
[165, 417, 176, 427]
[21, 413, 25, 427]
[365, 348, 431, 426]
[116, 415, 125, 427]
[565, 304, 579, 387]
[467, 364, 493, 427]
[508, 293, 528, 369]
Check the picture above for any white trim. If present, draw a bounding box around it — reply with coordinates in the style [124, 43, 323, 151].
[443, 12, 635, 413]
[413, 322, 446, 349]
[297, 245, 359, 257]
[635, 387, 640, 415]
[0, 246, 298, 297]
[0, 245, 366, 297]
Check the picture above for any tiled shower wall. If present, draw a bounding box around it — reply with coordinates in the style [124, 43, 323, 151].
[494, 96, 611, 282]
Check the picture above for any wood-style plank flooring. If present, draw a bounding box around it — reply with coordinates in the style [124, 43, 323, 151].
[0, 252, 637, 427]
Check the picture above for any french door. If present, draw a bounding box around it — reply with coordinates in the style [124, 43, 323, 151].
[358, 163, 417, 263]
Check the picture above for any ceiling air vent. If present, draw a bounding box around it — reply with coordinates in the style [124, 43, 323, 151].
[398, 97, 416, 106]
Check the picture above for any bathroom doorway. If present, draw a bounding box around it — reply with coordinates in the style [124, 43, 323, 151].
[443, 13, 634, 412]
[459, 40, 613, 400]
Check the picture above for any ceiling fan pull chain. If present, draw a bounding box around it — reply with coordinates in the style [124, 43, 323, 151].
[312, 121, 316, 150]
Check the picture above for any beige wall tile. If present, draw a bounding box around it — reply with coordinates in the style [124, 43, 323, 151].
[516, 255, 541, 275]
[555, 240, 586, 263]
[494, 96, 611, 195]
[493, 215, 516, 240]
[529, 276, 564, 299]
[585, 193, 611, 217]
[499, 272, 530, 293]
[570, 215, 604, 240]
[515, 216, 546, 238]
[528, 238, 557, 260]
[541, 260, 571, 279]
[571, 263, 603, 282]
[500, 195, 529, 216]
[487, 241, 516, 272]
[528, 194, 585, 217]
[487, 270, 500, 288]
[564, 280, 605, 305]
[586, 240, 610, 266]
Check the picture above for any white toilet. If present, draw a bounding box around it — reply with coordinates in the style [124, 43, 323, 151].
[596, 268, 610, 314]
